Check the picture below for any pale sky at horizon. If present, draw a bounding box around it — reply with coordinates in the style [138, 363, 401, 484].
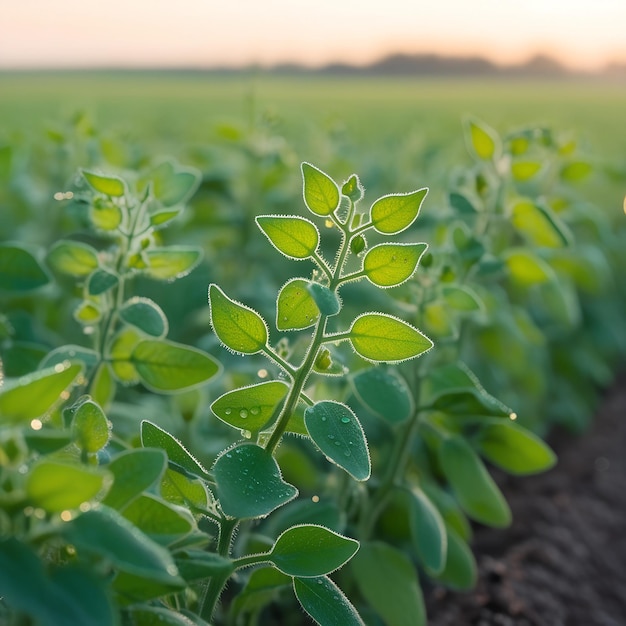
[1, 0, 625, 71]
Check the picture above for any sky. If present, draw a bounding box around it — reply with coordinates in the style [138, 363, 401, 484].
[1, 0, 625, 70]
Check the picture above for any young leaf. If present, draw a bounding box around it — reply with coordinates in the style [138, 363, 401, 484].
[477, 420, 557, 475]
[293, 576, 364, 626]
[87, 268, 119, 295]
[82, 170, 125, 196]
[348, 313, 433, 363]
[144, 246, 202, 281]
[363, 243, 428, 288]
[276, 278, 320, 330]
[301, 162, 340, 216]
[441, 285, 484, 313]
[89, 200, 123, 231]
[131, 339, 220, 393]
[0, 362, 83, 424]
[369, 188, 428, 235]
[304, 401, 370, 481]
[161, 468, 209, 510]
[270, 525, 359, 577]
[213, 443, 298, 519]
[511, 200, 571, 248]
[120, 297, 168, 338]
[208, 284, 268, 354]
[448, 192, 478, 215]
[465, 118, 499, 161]
[407, 488, 447, 574]
[256, 215, 320, 260]
[108, 327, 142, 385]
[342, 174, 364, 202]
[62, 506, 184, 584]
[351, 367, 413, 424]
[47, 240, 99, 277]
[307, 282, 341, 316]
[102, 448, 167, 510]
[74, 302, 101, 324]
[511, 161, 542, 181]
[26, 461, 110, 512]
[175, 550, 234, 583]
[0, 243, 50, 292]
[211, 381, 289, 432]
[145, 160, 201, 206]
[439, 436, 511, 528]
[351, 541, 426, 626]
[504, 249, 555, 286]
[560, 160, 592, 182]
[70, 397, 111, 453]
[141, 420, 210, 482]
[90, 362, 116, 408]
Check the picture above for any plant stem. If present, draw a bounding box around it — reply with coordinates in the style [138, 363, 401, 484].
[199, 517, 238, 622]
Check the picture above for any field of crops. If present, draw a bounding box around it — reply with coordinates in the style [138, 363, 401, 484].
[1, 72, 626, 626]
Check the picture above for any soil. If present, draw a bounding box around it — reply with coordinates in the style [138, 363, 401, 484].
[426, 373, 626, 626]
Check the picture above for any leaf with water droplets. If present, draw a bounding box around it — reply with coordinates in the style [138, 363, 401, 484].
[304, 401, 370, 481]
[211, 381, 289, 432]
[213, 444, 298, 519]
[351, 368, 413, 424]
[276, 278, 320, 331]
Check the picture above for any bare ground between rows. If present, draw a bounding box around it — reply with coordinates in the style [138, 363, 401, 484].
[425, 372, 626, 626]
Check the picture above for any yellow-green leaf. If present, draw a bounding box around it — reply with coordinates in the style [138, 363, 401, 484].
[370, 188, 428, 235]
[465, 118, 499, 161]
[301, 162, 340, 216]
[363, 243, 427, 288]
[276, 278, 320, 331]
[144, 247, 202, 281]
[256, 215, 320, 260]
[47, 241, 99, 277]
[82, 170, 126, 197]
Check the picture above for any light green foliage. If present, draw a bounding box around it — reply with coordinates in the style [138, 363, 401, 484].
[276, 278, 320, 330]
[47, 240, 100, 276]
[69, 396, 111, 453]
[82, 170, 126, 196]
[363, 243, 428, 287]
[256, 215, 320, 259]
[301, 162, 341, 216]
[144, 247, 203, 281]
[370, 188, 428, 234]
[465, 117, 499, 160]
[208, 284, 268, 354]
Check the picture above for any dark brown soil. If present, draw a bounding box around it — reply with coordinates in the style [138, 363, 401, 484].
[426, 373, 626, 626]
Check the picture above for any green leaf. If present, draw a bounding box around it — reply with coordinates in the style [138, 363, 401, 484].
[87, 268, 119, 295]
[208, 284, 268, 355]
[477, 420, 556, 475]
[231, 567, 291, 618]
[441, 285, 484, 313]
[131, 339, 220, 393]
[213, 443, 298, 519]
[408, 488, 447, 574]
[561, 160, 592, 182]
[511, 200, 571, 248]
[176, 550, 233, 584]
[47, 240, 99, 277]
[363, 243, 427, 288]
[307, 282, 341, 316]
[301, 162, 340, 216]
[144, 160, 201, 206]
[150, 209, 182, 228]
[351, 542, 426, 626]
[144, 246, 202, 281]
[69, 396, 111, 453]
[370, 188, 428, 235]
[449, 192, 478, 215]
[349, 313, 433, 363]
[434, 525, 477, 590]
[439, 436, 511, 527]
[108, 328, 142, 385]
[270, 524, 359, 577]
[511, 160, 542, 181]
[113, 570, 183, 605]
[161, 467, 209, 509]
[465, 118, 499, 160]
[0, 362, 83, 424]
[102, 448, 167, 510]
[211, 381, 288, 432]
[26, 461, 110, 512]
[276, 278, 320, 330]
[89, 199, 123, 231]
[122, 494, 194, 545]
[351, 368, 413, 424]
[62, 506, 184, 584]
[0, 243, 50, 292]
[141, 420, 210, 482]
[341, 174, 364, 202]
[256, 215, 320, 260]
[504, 249, 555, 286]
[23, 429, 73, 455]
[82, 170, 126, 196]
[422, 362, 512, 417]
[74, 301, 101, 324]
[304, 401, 370, 481]
[90, 362, 116, 408]
[40, 345, 98, 371]
[293, 576, 364, 626]
[119, 297, 168, 337]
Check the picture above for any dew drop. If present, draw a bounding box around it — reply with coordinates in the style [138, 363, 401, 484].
[321, 416, 327, 422]
[334, 441, 341, 446]
[341, 417, 351, 424]
[250, 406, 261, 416]
[344, 450, 351, 457]
[317, 579, 324, 585]
[241, 429, 252, 439]
[391, 255, 397, 261]
[239, 409, 248, 419]
[225, 408, 232, 415]
[327, 434, 335, 440]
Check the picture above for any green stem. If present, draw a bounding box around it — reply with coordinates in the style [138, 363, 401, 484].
[199, 517, 238, 622]
[233, 552, 272, 571]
